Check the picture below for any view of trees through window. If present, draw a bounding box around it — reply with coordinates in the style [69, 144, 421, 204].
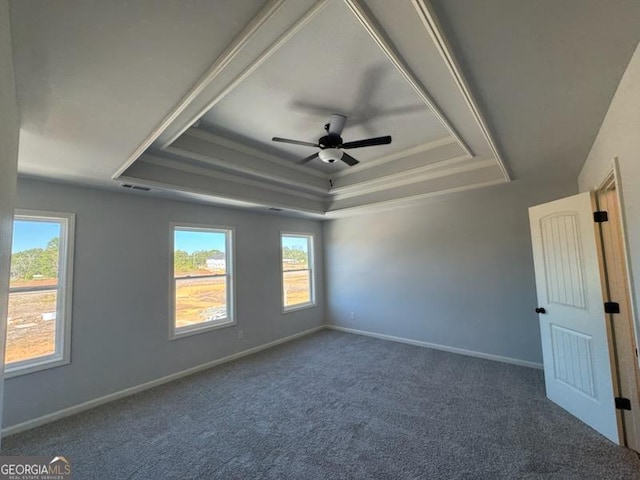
[174, 248, 224, 275]
[7, 219, 62, 365]
[173, 228, 231, 331]
[282, 235, 313, 308]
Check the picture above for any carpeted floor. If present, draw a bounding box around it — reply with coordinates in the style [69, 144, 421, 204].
[3, 330, 640, 479]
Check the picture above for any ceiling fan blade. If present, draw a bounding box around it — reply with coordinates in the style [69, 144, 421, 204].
[298, 152, 319, 164]
[341, 135, 392, 149]
[341, 152, 359, 166]
[328, 114, 347, 135]
[272, 137, 319, 148]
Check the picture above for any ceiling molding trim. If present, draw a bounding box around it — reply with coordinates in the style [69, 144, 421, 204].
[325, 178, 507, 218]
[184, 127, 327, 179]
[118, 173, 326, 216]
[412, 0, 511, 181]
[332, 135, 456, 179]
[141, 154, 326, 201]
[157, 147, 329, 195]
[156, 0, 332, 151]
[343, 0, 473, 159]
[112, 0, 288, 180]
[162, 145, 329, 195]
[331, 157, 495, 200]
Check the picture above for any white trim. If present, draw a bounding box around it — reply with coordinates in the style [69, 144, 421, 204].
[4, 357, 70, 380]
[343, 0, 472, 158]
[155, 0, 332, 151]
[185, 128, 327, 179]
[112, 0, 288, 179]
[412, 0, 510, 181]
[170, 318, 236, 340]
[169, 223, 236, 340]
[158, 147, 328, 197]
[1, 323, 545, 437]
[5, 210, 75, 378]
[282, 302, 317, 314]
[116, 174, 327, 216]
[331, 156, 491, 200]
[280, 231, 316, 312]
[332, 137, 457, 179]
[325, 178, 507, 218]
[2, 326, 325, 437]
[326, 325, 543, 369]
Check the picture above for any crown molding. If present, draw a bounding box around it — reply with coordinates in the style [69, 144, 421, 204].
[333, 156, 496, 201]
[343, 0, 472, 158]
[332, 135, 456, 179]
[140, 154, 326, 201]
[325, 178, 507, 218]
[331, 155, 491, 200]
[412, 0, 510, 181]
[164, 135, 328, 194]
[112, 0, 288, 180]
[119, 174, 327, 216]
[155, 0, 332, 151]
[184, 127, 326, 178]
[121, 158, 327, 215]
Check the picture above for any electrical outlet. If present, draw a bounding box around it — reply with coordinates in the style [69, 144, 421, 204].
[350, 312, 355, 320]
[237, 330, 244, 339]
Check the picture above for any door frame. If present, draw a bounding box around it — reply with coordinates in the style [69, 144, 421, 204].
[595, 157, 640, 451]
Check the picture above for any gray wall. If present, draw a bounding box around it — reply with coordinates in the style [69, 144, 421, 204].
[4, 178, 324, 428]
[579, 41, 640, 339]
[0, 0, 19, 438]
[324, 179, 576, 365]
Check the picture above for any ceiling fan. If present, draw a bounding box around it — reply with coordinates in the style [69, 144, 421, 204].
[272, 114, 392, 166]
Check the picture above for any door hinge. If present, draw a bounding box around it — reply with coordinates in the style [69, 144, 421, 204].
[604, 302, 620, 314]
[615, 397, 632, 411]
[593, 211, 609, 223]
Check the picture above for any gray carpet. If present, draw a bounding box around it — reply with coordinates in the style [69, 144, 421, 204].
[3, 330, 640, 479]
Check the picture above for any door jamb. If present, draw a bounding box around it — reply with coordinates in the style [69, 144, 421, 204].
[597, 158, 640, 357]
[595, 157, 640, 452]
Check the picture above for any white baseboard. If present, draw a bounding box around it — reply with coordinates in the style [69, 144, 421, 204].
[2, 325, 324, 437]
[326, 325, 544, 370]
[2, 323, 542, 437]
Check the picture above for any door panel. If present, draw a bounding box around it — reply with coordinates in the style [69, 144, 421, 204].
[539, 213, 586, 309]
[529, 192, 620, 443]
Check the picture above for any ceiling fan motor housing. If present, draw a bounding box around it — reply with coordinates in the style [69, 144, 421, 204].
[318, 134, 342, 149]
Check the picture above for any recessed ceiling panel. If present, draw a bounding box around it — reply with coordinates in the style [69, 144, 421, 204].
[199, 0, 451, 168]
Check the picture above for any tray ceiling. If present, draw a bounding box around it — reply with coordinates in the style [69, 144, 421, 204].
[11, 0, 640, 218]
[117, 0, 509, 217]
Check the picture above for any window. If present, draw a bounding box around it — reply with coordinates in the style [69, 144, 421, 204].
[171, 224, 234, 338]
[6, 210, 75, 376]
[281, 233, 315, 311]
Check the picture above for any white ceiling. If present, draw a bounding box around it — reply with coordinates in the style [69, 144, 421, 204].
[9, 0, 640, 218]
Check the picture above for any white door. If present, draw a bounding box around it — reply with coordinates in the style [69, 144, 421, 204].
[529, 192, 620, 443]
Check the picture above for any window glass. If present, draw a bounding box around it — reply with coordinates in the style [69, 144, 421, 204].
[281, 234, 314, 310]
[6, 212, 74, 374]
[172, 226, 233, 337]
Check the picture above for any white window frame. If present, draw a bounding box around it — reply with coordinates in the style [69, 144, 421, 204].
[281, 232, 316, 313]
[5, 210, 75, 377]
[169, 223, 235, 340]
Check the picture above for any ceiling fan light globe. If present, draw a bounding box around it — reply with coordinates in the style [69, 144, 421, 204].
[319, 148, 343, 164]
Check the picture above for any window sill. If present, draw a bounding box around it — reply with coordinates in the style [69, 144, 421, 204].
[170, 318, 235, 340]
[283, 302, 317, 314]
[5, 356, 70, 378]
